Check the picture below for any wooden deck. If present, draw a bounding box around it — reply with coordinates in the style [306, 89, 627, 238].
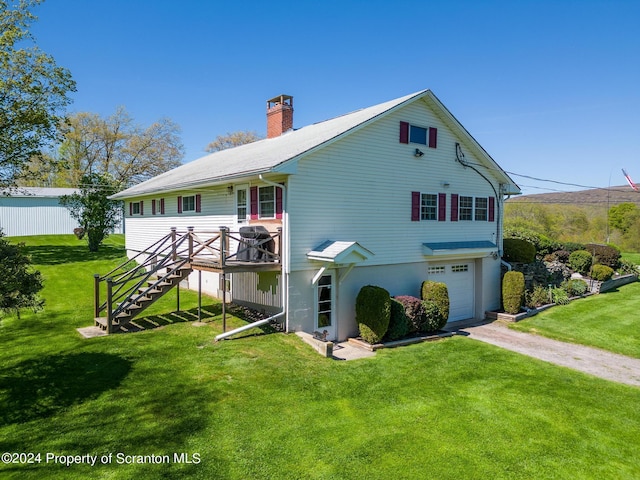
[191, 258, 282, 273]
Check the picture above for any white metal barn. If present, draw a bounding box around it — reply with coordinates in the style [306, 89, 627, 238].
[0, 187, 80, 237]
[111, 90, 521, 341]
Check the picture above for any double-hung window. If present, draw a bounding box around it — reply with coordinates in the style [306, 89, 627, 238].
[182, 195, 196, 212]
[421, 193, 438, 220]
[475, 197, 488, 221]
[459, 196, 473, 221]
[259, 186, 275, 218]
[131, 202, 141, 215]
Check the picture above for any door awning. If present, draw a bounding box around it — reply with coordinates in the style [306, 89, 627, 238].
[307, 240, 373, 264]
[423, 240, 497, 259]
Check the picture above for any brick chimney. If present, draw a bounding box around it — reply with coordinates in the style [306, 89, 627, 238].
[266, 94, 293, 138]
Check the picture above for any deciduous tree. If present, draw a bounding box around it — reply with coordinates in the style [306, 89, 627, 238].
[205, 130, 262, 153]
[0, 0, 76, 188]
[56, 108, 184, 188]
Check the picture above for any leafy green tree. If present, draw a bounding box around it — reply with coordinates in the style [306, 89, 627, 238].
[60, 173, 122, 251]
[0, 230, 44, 318]
[0, 0, 76, 188]
[53, 108, 184, 188]
[609, 203, 639, 235]
[205, 130, 262, 153]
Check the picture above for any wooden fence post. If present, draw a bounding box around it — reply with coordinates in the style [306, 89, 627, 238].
[94, 274, 100, 318]
[106, 278, 113, 334]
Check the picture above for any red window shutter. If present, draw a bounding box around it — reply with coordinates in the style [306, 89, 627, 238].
[428, 127, 438, 148]
[275, 187, 283, 219]
[489, 196, 495, 222]
[196, 194, 202, 213]
[152, 199, 156, 215]
[438, 193, 446, 221]
[451, 194, 459, 222]
[140, 200, 144, 216]
[411, 191, 420, 221]
[160, 198, 165, 214]
[400, 121, 409, 144]
[129, 202, 133, 216]
[177, 196, 182, 214]
[250, 186, 258, 219]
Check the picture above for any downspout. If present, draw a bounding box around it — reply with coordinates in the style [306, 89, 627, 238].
[258, 174, 289, 332]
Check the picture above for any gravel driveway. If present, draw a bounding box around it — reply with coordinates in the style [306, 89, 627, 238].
[454, 321, 640, 387]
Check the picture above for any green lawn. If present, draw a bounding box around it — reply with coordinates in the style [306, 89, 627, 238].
[1, 235, 640, 479]
[510, 281, 640, 358]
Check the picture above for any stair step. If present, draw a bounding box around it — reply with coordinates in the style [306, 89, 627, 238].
[95, 317, 108, 328]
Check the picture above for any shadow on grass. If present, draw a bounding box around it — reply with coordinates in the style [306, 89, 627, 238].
[24, 244, 126, 265]
[122, 304, 279, 337]
[0, 352, 132, 426]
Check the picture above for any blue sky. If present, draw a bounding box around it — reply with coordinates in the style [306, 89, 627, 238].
[30, 0, 640, 196]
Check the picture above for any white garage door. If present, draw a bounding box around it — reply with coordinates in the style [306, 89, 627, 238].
[427, 262, 474, 322]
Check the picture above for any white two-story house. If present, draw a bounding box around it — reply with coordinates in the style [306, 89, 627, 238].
[110, 90, 520, 341]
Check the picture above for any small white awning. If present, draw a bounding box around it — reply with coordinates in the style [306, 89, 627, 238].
[307, 240, 374, 264]
[307, 240, 374, 285]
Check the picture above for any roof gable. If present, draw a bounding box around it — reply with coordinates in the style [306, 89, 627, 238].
[112, 90, 520, 199]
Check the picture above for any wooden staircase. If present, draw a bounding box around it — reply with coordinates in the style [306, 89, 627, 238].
[95, 263, 192, 333]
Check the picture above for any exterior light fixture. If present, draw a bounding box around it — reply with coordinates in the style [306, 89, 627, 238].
[414, 148, 424, 157]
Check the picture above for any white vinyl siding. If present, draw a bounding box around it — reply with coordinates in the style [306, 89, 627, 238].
[287, 99, 501, 271]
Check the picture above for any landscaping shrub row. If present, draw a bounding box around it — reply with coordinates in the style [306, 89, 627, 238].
[356, 281, 450, 344]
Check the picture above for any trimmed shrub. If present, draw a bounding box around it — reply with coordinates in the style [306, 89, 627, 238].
[356, 285, 391, 344]
[422, 300, 445, 333]
[502, 271, 525, 314]
[590, 264, 614, 282]
[503, 238, 536, 264]
[563, 278, 589, 297]
[386, 298, 410, 341]
[420, 281, 450, 324]
[537, 235, 562, 257]
[394, 295, 426, 334]
[525, 284, 550, 308]
[552, 287, 570, 305]
[569, 250, 592, 275]
[585, 243, 621, 270]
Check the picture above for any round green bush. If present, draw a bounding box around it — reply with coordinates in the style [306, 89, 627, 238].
[503, 238, 536, 264]
[563, 278, 588, 296]
[356, 285, 391, 344]
[394, 295, 426, 334]
[386, 298, 410, 341]
[568, 250, 592, 275]
[590, 264, 614, 282]
[420, 280, 450, 323]
[502, 271, 525, 314]
[422, 300, 447, 332]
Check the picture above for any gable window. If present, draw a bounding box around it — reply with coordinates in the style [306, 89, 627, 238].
[400, 122, 437, 148]
[475, 197, 488, 221]
[421, 194, 438, 220]
[459, 196, 473, 221]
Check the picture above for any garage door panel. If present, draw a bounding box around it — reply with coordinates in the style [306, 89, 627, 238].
[427, 262, 474, 322]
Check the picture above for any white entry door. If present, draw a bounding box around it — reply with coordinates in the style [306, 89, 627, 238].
[427, 262, 475, 322]
[315, 272, 336, 340]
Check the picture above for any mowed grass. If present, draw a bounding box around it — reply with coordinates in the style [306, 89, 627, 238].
[510, 281, 640, 359]
[1, 235, 639, 479]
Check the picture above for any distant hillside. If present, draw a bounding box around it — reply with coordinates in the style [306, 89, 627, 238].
[507, 185, 640, 206]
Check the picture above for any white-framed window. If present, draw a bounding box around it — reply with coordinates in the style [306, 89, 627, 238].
[475, 197, 488, 221]
[459, 196, 473, 221]
[428, 266, 445, 275]
[236, 186, 248, 223]
[131, 202, 141, 215]
[421, 193, 438, 221]
[316, 273, 334, 329]
[182, 195, 196, 212]
[259, 186, 275, 218]
[410, 125, 428, 145]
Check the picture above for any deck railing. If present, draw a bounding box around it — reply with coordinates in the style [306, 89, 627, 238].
[94, 226, 282, 331]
